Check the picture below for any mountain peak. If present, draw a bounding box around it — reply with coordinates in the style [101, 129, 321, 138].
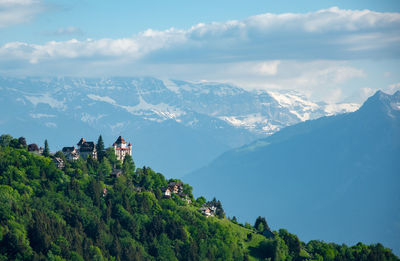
[359, 90, 400, 115]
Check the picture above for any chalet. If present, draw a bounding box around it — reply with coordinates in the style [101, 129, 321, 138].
[162, 181, 185, 198]
[162, 187, 172, 197]
[162, 181, 191, 197]
[168, 181, 184, 195]
[113, 136, 132, 161]
[77, 138, 97, 160]
[53, 157, 65, 169]
[62, 146, 79, 161]
[199, 206, 216, 217]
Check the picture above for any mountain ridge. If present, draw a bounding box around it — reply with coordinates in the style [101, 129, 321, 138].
[0, 76, 358, 177]
[185, 90, 400, 255]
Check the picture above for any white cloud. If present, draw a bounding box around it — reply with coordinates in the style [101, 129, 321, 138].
[386, 83, 400, 94]
[0, 0, 43, 28]
[1, 7, 399, 65]
[296, 66, 365, 86]
[255, 61, 280, 76]
[0, 7, 399, 103]
[52, 26, 83, 36]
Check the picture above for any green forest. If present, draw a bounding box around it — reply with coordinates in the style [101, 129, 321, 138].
[0, 134, 398, 261]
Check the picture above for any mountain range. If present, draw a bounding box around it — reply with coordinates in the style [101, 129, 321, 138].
[0, 76, 358, 177]
[185, 90, 400, 254]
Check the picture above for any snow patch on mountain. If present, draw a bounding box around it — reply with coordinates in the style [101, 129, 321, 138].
[81, 113, 106, 124]
[268, 91, 319, 110]
[267, 91, 320, 121]
[87, 94, 116, 104]
[123, 96, 185, 121]
[267, 90, 359, 121]
[30, 113, 56, 119]
[25, 93, 66, 110]
[219, 114, 281, 134]
[219, 114, 266, 128]
[162, 79, 181, 94]
[45, 122, 57, 128]
[324, 103, 359, 115]
[390, 102, 400, 111]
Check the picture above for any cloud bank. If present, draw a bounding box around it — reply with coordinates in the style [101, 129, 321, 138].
[0, 0, 44, 28]
[0, 7, 399, 103]
[1, 7, 399, 67]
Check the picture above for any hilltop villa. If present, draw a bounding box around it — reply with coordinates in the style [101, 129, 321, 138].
[77, 138, 97, 160]
[61, 136, 132, 161]
[113, 136, 132, 161]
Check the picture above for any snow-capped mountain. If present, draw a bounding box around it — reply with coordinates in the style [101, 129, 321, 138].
[185, 90, 400, 254]
[0, 76, 358, 176]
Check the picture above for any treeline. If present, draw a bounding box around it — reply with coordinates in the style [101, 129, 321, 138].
[0, 134, 398, 261]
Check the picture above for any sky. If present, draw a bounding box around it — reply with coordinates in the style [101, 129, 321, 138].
[1, 0, 400, 103]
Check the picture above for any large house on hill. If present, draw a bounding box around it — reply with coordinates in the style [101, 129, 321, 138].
[113, 136, 132, 161]
[77, 138, 97, 160]
[61, 136, 132, 161]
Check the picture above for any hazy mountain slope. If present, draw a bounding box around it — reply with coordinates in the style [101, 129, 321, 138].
[0, 76, 357, 177]
[185, 91, 400, 254]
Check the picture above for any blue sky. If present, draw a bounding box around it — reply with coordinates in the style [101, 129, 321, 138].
[1, 0, 400, 103]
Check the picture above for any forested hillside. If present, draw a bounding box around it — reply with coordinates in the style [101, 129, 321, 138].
[0, 134, 398, 261]
[185, 91, 400, 254]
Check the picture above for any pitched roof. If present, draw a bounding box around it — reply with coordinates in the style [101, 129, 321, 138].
[77, 138, 86, 146]
[62, 146, 75, 153]
[168, 181, 183, 187]
[114, 136, 126, 144]
[79, 141, 95, 152]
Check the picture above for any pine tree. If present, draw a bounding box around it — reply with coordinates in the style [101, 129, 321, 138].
[18, 137, 27, 147]
[122, 154, 135, 176]
[43, 139, 50, 157]
[97, 135, 105, 161]
[254, 216, 270, 232]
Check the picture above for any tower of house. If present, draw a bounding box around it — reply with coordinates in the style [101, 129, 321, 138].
[113, 136, 132, 161]
[77, 138, 86, 149]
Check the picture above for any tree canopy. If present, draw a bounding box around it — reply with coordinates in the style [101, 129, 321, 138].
[0, 133, 398, 261]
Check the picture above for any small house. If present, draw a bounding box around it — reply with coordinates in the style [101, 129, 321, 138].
[53, 157, 65, 169]
[162, 187, 172, 198]
[199, 206, 216, 217]
[167, 181, 184, 194]
[62, 146, 79, 161]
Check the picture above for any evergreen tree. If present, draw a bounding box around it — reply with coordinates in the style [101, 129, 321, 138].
[0, 138, 399, 261]
[18, 137, 27, 147]
[43, 139, 50, 157]
[122, 154, 135, 176]
[97, 135, 105, 162]
[254, 216, 270, 232]
[0, 134, 13, 147]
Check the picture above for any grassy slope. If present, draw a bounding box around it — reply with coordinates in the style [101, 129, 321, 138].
[186, 205, 266, 260]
